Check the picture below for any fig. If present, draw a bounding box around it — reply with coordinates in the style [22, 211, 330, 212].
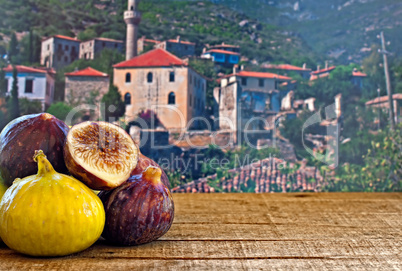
[132, 153, 170, 189]
[99, 166, 174, 246]
[64, 121, 139, 190]
[0, 150, 105, 257]
[0, 113, 69, 187]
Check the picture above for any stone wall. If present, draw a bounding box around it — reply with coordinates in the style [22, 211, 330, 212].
[65, 76, 109, 119]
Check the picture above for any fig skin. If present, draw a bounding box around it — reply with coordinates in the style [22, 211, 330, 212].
[132, 153, 170, 189]
[99, 166, 174, 246]
[0, 113, 69, 186]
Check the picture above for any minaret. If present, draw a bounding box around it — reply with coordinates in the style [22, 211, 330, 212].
[124, 0, 141, 60]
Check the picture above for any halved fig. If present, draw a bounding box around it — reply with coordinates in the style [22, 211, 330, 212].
[64, 121, 139, 190]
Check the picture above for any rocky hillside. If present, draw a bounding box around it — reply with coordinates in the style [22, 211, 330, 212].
[209, 0, 402, 63]
[0, 0, 318, 67]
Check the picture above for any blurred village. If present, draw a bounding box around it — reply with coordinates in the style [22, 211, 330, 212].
[0, 0, 401, 193]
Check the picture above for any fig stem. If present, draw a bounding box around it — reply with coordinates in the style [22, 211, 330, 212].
[34, 150, 55, 176]
[143, 166, 162, 186]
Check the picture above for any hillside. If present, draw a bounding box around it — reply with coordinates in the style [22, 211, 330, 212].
[209, 0, 402, 64]
[0, 0, 318, 67]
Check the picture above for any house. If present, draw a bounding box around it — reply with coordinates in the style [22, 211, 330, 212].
[154, 36, 196, 58]
[365, 94, 402, 124]
[113, 48, 206, 131]
[79, 37, 123, 60]
[3, 65, 55, 110]
[40, 35, 81, 69]
[201, 49, 240, 67]
[207, 42, 240, 54]
[64, 67, 109, 120]
[263, 64, 312, 80]
[310, 64, 336, 81]
[214, 67, 292, 140]
[137, 36, 160, 55]
[351, 68, 367, 89]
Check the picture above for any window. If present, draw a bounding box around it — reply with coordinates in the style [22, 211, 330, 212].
[189, 94, 192, 106]
[47, 44, 50, 50]
[241, 77, 247, 86]
[275, 81, 278, 89]
[259, 79, 264, 87]
[82, 44, 84, 49]
[147, 72, 153, 83]
[58, 44, 62, 51]
[168, 92, 175, 104]
[124, 93, 131, 105]
[102, 42, 106, 47]
[65, 45, 69, 51]
[64, 56, 68, 62]
[125, 73, 131, 83]
[169, 71, 175, 82]
[25, 79, 33, 93]
[114, 43, 118, 48]
[189, 74, 192, 84]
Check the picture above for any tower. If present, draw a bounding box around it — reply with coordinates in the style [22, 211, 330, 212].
[124, 0, 141, 60]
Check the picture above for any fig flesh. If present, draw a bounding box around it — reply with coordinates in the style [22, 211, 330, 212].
[64, 121, 139, 190]
[99, 166, 174, 246]
[0, 113, 69, 187]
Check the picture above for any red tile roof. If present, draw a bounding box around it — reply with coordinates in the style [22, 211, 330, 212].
[235, 70, 292, 80]
[171, 157, 324, 193]
[3, 65, 47, 74]
[204, 49, 240, 56]
[92, 37, 123, 43]
[265, 64, 311, 71]
[309, 73, 330, 81]
[43, 35, 80, 42]
[311, 66, 336, 75]
[113, 48, 186, 68]
[352, 71, 367, 77]
[365, 94, 402, 105]
[167, 39, 195, 45]
[65, 67, 108, 77]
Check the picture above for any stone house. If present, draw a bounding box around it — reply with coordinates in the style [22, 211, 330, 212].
[214, 67, 292, 139]
[64, 67, 109, 119]
[310, 65, 336, 81]
[154, 36, 196, 58]
[79, 37, 123, 60]
[263, 64, 312, 80]
[3, 65, 55, 110]
[113, 48, 206, 131]
[40, 35, 81, 69]
[365, 94, 402, 124]
[137, 37, 160, 55]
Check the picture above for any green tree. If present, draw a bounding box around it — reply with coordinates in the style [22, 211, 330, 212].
[101, 76, 125, 122]
[19, 98, 43, 115]
[46, 102, 75, 122]
[0, 62, 7, 97]
[8, 66, 20, 120]
[8, 33, 19, 64]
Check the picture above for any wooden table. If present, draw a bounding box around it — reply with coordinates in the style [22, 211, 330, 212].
[0, 193, 401, 270]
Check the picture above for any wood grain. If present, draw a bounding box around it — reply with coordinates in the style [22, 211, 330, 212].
[0, 193, 401, 270]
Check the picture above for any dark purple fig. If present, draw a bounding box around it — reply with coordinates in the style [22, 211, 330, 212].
[99, 166, 174, 246]
[64, 121, 139, 190]
[131, 153, 170, 189]
[0, 113, 69, 186]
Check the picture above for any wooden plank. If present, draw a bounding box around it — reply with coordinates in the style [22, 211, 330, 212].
[0, 193, 400, 270]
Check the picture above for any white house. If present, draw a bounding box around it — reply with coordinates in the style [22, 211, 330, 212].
[3, 65, 55, 110]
